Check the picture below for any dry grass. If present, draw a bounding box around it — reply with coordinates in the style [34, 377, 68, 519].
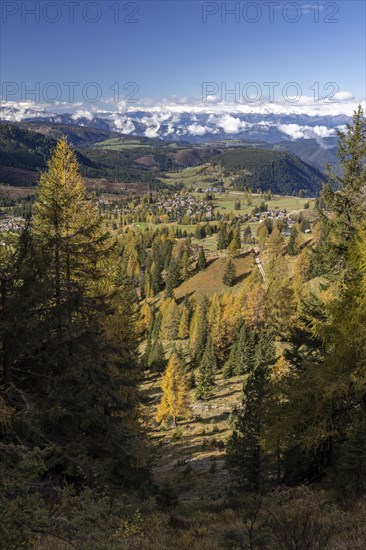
[174, 253, 252, 301]
[142, 366, 244, 503]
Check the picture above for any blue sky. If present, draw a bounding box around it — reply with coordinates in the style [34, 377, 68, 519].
[1, 0, 365, 106]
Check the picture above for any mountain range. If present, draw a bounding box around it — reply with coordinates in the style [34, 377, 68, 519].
[1, 101, 345, 152]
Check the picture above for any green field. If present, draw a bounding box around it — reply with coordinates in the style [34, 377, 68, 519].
[161, 164, 226, 189]
[193, 191, 316, 216]
[133, 221, 197, 233]
[94, 138, 153, 150]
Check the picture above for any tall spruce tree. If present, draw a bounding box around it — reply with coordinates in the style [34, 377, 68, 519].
[223, 326, 256, 378]
[148, 339, 166, 372]
[226, 332, 275, 491]
[287, 227, 299, 256]
[314, 106, 366, 279]
[165, 257, 180, 297]
[223, 259, 236, 286]
[195, 336, 217, 400]
[197, 246, 207, 271]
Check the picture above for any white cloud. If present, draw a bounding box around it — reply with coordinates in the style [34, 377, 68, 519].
[277, 123, 337, 140]
[214, 114, 251, 134]
[71, 110, 94, 121]
[112, 116, 135, 134]
[186, 124, 209, 136]
[144, 125, 160, 138]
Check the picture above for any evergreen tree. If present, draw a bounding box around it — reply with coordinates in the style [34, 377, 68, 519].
[287, 227, 299, 256]
[217, 223, 228, 250]
[226, 332, 275, 491]
[151, 311, 162, 340]
[223, 326, 256, 378]
[150, 260, 163, 295]
[197, 246, 207, 271]
[243, 225, 252, 244]
[315, 106, 366, 278]
[222, 340, 238, 379]
[165, 257, 180, 297]
[175, 344, 186, 371]
[195, 336, 217, 400]
[148, 339, 166, 372]
[156, 353, 190, 425]
[227, 226, 241, 257]
[223, 259, 236, 286]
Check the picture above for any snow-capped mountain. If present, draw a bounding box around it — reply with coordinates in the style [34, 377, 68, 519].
[0, 100, 354, 145]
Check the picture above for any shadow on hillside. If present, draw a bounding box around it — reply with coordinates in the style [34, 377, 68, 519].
[234, 271, 250, 284]
[176, 291, 195, 305]
[189, 411, 230, 425]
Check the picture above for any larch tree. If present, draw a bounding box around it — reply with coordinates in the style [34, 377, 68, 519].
[189, 296, 209, 366]
[24, 138, 147, 487]
[156, 353, 190, 426]
[178, 302, 190, 339]
[160, 298, 179, 340]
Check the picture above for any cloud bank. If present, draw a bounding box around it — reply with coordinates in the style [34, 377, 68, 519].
[1, 93, 363, 143]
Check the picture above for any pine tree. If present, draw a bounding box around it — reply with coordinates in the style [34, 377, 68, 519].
[197, 246, 207, 270]
[243, 225, 252, 244]
[222, 340, 238, 379]
[227, 226, 241, 257]
[195, 336, 217, 400]
[316, 106, 366, 278]
[223, 326, 256, 378]
[287, 227, 299, 256]
[223, 259, 236, 286]
[156, 353, 190, 426]
[165, 257, 180, 297]
[217, 223, 228, 250]
[150, 260, 163, 295]
[148, 339, 166, 372]
[226, 332, 275, 491]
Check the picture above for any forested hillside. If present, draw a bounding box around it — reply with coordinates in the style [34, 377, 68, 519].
[1, 122, 327, 196]
[216, 148, 327, 194]
[1, 107, 366, 549]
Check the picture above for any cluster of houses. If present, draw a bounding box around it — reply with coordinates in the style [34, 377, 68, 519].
[153, 193, 213, 220]
[0, 215, 25, 233]
[193, 186, 225, 194]
[251, 209, 312, 236]
[251, 209, 288, 223]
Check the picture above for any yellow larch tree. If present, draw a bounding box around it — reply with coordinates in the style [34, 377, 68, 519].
[156, 353, 190, 426]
